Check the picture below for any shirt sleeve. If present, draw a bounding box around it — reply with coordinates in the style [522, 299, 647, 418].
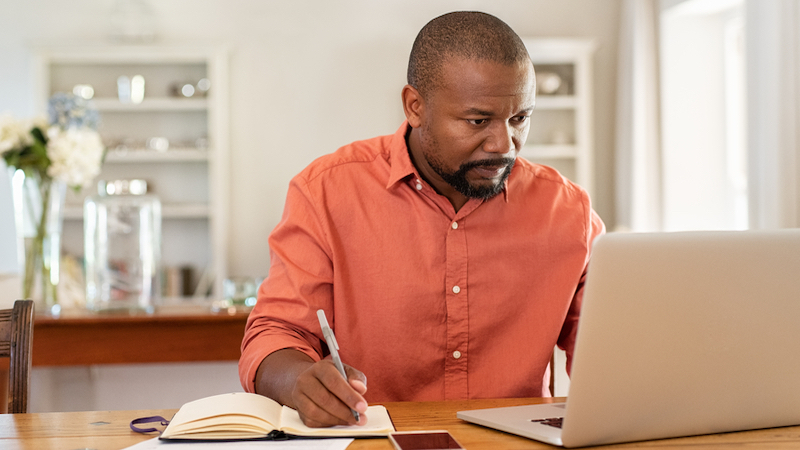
[558, 206, 606, 375]
[239, 175, 333, 393]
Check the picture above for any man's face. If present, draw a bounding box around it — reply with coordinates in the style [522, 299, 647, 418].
[411, 57, 536, 202]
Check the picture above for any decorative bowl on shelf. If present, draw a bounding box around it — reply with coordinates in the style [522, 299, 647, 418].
[536, 72, 562, 95]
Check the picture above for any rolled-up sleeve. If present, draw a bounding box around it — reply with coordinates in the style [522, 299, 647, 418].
[239, 175, 333, 393]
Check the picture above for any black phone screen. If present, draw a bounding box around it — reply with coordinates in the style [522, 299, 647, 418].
[390, 432, 464, 450]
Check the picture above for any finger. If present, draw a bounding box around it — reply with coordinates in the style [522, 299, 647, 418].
[316, 362, 368, 417]
[293, 362, 363, 426]
[350, 379, 367, 395]
[295, 384, 368, 427]
[345, 365, 368, 395]
[293, 389, 351, 427]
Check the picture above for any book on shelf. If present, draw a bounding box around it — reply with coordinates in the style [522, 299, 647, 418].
[160, 392, 395, 441]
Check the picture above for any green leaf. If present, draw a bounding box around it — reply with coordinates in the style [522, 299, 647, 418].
[2, 150, 20, 169]
[30, 126, 47, 145]
[30, 141, 48, 159]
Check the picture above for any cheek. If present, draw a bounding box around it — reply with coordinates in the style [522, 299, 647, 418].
[433, 139, 475, 169]
[516, 126, 530, 147]
[423, 118, 481, 165]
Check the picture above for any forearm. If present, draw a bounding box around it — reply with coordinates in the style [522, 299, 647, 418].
[254, 348, 316, 409]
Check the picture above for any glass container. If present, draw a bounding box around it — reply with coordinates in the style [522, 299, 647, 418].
[84, 179, 161, 313]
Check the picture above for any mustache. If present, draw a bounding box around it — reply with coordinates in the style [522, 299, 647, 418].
[459, 157, 516, 171]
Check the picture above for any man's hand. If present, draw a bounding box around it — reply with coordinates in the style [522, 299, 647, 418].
[255, 349, 368, 428]
[292, 360, 368, 427]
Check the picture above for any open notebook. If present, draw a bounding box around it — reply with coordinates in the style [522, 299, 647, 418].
[458, 230, 800, 447]
[160, 392, 394, 441]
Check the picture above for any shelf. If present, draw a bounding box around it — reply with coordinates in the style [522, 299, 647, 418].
[523, 38, 595, 196]
[534, 95, 578, 110]
[520, 145, 578, 159]
[92, 97, 208, 111]
[104, 148, 210, 163]
[64, 203, 210, 220]
[37, 45, 236, 298]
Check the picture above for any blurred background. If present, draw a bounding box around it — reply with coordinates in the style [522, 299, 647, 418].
[1, 0, 798, 412]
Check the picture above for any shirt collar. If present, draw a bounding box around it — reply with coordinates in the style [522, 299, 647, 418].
[386, 121, 418, 189]
[385, 121, 511, 203]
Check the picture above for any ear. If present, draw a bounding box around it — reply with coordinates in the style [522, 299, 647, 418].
[401, 84, 425, 128]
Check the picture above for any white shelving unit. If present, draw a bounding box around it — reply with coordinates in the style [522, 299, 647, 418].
[34, 45, 229, 299]
[522, 38, 596, 196]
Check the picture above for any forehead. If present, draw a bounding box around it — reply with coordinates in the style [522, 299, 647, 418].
[432, 57, 536, 110]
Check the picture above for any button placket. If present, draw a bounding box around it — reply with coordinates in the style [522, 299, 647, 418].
[444, 213, 469, 399]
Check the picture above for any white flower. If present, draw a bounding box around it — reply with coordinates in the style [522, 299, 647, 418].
[0, 113, 29, 153]
[19, 115, 49, 147]
[46, 126, 105, 188]
[26, 114, 49, 132]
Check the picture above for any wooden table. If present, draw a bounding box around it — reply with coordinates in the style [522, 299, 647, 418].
[2, 397, 800, 449]
[32, 305, 250, 366]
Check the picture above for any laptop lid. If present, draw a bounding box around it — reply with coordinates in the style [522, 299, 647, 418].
[459, 230, 800, 448]
[563, 230, 800, 447]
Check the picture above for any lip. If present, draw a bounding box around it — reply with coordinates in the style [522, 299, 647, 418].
[472, 165, 506, 179]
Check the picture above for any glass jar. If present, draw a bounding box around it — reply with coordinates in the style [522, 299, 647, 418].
[84, 179, 161, 313]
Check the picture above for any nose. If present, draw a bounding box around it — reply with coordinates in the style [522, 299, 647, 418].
[484, 122, 517, 156]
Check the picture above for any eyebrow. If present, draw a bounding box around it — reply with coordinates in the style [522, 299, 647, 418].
[463, 107, 494, 116]
[464, 106, 533, 117]
[463, 106, 535, 117]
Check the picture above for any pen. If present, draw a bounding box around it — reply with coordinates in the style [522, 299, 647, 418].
[316, 309, 361, 422]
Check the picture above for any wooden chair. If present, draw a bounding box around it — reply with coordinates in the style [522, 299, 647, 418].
[0, 300, 34, 413]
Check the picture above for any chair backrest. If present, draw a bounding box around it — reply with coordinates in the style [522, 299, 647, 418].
[0, 300, 34, 413]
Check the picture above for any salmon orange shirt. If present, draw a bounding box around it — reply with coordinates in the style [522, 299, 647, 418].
[240, 122, 605, 401]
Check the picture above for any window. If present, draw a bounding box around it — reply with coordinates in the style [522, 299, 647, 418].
[660, 0, 747, 230]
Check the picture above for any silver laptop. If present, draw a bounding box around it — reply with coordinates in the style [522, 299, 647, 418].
[458, 230, 800, 447]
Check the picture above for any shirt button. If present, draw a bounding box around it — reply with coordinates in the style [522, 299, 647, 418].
[415, 180, 423, 190]
[453, 351, 462, 359]
[452, 285, 460, 294]
[451, 221, 458, 230]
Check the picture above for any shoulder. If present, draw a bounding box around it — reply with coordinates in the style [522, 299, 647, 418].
[510, 158, 605, 249]
[297, 134, 393, 184]
[510, 157, 589, 202]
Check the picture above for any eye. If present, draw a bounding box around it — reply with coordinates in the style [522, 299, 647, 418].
[512, 115, 530, 124]
[467, 118, 488, 126]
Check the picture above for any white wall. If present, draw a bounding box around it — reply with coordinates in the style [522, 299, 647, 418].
[0, 166, 17, 275]
[31, 362, 242, 412]
[0, 0, 621, 411]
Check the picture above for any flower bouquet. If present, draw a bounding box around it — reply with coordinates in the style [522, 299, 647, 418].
[1, 93, 104, 312]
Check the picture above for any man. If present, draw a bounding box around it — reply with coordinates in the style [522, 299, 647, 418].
[239, 11, 605, 428]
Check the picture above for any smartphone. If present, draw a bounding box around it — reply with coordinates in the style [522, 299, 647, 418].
[389, 431, 465, 450]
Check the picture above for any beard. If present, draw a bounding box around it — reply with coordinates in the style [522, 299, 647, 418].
[426, 154, 516, 200]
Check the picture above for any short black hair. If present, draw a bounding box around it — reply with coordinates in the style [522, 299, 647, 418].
[407, 11, 531, 98]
